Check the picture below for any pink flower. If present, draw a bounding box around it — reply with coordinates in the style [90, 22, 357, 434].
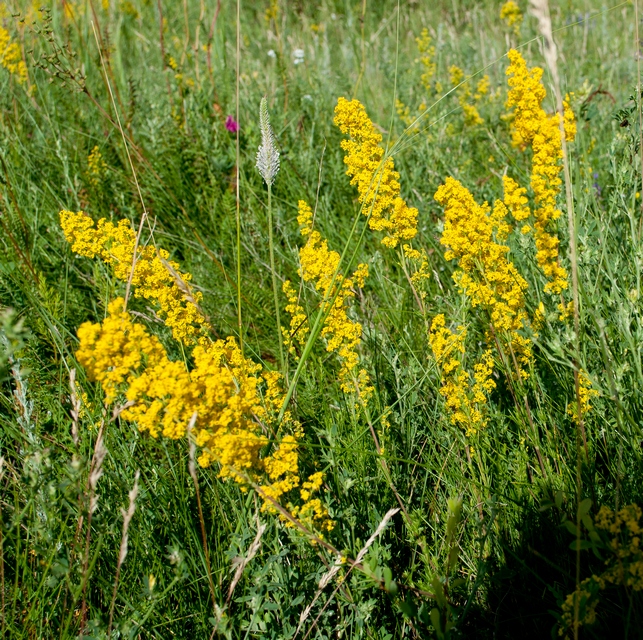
[225, 115, 239, 133]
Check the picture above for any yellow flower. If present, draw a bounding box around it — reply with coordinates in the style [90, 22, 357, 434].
[403, 244, 431, 290]
[503, 175, 530, 223]
[0, 26, 27, 84]
[558, 300, 574, 322]
[500, 1, 523, 34]
[432, 175, 532, 416]
[78, 299, 305, 506]
[282, 279, 309, 355]
[449, 65, 464, 87]
[449, 65, 483, 126]
[395, 98, 414, 127]
[567, 369, 599, 424]
[286, 200, 372, 401]
[506, 49, 576, 294]
[434, 178, 530, 342]
[296, 199, 313, 236]
[533, 301, 546, 331]
[560, 503, 643, 634]
[334, 98, 418, 248]
[87, 146, 107, 188]
[65, 209, 334, 533]
[474, 75, 490, 100]
[416, 28, 436, 93]
[60, 211, 207, 345]
[429, 315, 496, 437]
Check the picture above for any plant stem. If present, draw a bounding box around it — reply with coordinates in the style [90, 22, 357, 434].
[236, 0, 243, 350]
[267, 184, 285, 374]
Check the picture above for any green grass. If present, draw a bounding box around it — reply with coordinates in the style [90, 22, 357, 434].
[1, 0, 643, 638]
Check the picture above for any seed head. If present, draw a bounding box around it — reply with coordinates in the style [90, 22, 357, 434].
[256, 96, 280, 186]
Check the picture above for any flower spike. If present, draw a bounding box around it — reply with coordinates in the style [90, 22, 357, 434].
[256, 96, 280, 186]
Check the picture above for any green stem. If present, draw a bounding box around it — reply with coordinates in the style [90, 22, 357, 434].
[267, 184, 285, 374]
[235, 0, 243, 350]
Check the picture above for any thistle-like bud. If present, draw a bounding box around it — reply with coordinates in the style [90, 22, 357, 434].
[256, 96, 280, 186]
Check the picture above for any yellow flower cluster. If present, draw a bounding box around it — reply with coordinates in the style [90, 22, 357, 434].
[286, 201, 372, 399]
[431, 177, 532, 429]
[282, 279, 309, 355]
[449, 65, 485, 127]
[395, 29, 441, 129]
[290, 471, 334, 533]
[0, 26, 27, 84]
[434, 177, 530, 352]
[264, 0, 278, 23]
[503, 175, 531, 233]
[506, 49, 577, 294]
[416, 28, 436, 94]
[560, 503, 643, 635]
[403, 244, 431, 292]
[429, 315, 496, 437]
[87, 146, 107, 188]
[65, 212, 333, 532]
[395, 99, 414, 128]
[76, 297, 331, 528]
[567, 369, 599, 424]
[60, 211, 206, 344]
[559, 577, 599, 635]
[500, 1, 522, 34]
[334, 98, 419, 248]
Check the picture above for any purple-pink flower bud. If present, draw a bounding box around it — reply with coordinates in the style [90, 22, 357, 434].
[225, 115, 239, 133]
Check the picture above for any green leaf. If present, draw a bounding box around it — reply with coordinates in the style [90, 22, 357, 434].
[579, 498, 592, 517]
[581, 514, 595, 532]
[563, 519, 580, 536]
[430, 608, 444, 639]
[555, 491, 564, 510]
[399, 599, 417, 618]
[431, 576, 447, 609]
[569, 540, 595, 551]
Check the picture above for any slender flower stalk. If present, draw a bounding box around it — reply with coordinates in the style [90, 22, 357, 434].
[235, 0, 243, 350]
[108, 470, 140, 636]
[256, 96, 285, 374]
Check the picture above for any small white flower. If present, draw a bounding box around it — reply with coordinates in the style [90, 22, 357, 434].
[303, 94, 312, 101]
[267, 49, 276, 59]
[293, 48, 305, 65]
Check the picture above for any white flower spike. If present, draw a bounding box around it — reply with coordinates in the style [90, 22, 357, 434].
[256, 96, 280, 186]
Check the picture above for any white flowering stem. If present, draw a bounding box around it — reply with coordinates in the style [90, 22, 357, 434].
[256, 96, 284, 374]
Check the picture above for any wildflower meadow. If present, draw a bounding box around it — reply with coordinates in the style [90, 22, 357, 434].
[2, 0, 643, 637]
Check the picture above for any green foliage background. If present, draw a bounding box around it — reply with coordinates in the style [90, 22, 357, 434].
[1, 0, 642, 638]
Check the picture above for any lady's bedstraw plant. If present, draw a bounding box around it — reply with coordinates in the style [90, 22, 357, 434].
[333, 97, 419, 250]
[334, 98, 430, 295]
[429, 50, 577, 439]
[283, 200, 372, 401]
[430, 177, 528, 438]
[560, 503, 643, 634]
[0, 26, 28, 83]
[505, 49, 576, 295]
[60, 211, 333, 533]
[500, 1, 523, 35]
[256, 97, 285, 373]
[283, 97, 424, 407]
